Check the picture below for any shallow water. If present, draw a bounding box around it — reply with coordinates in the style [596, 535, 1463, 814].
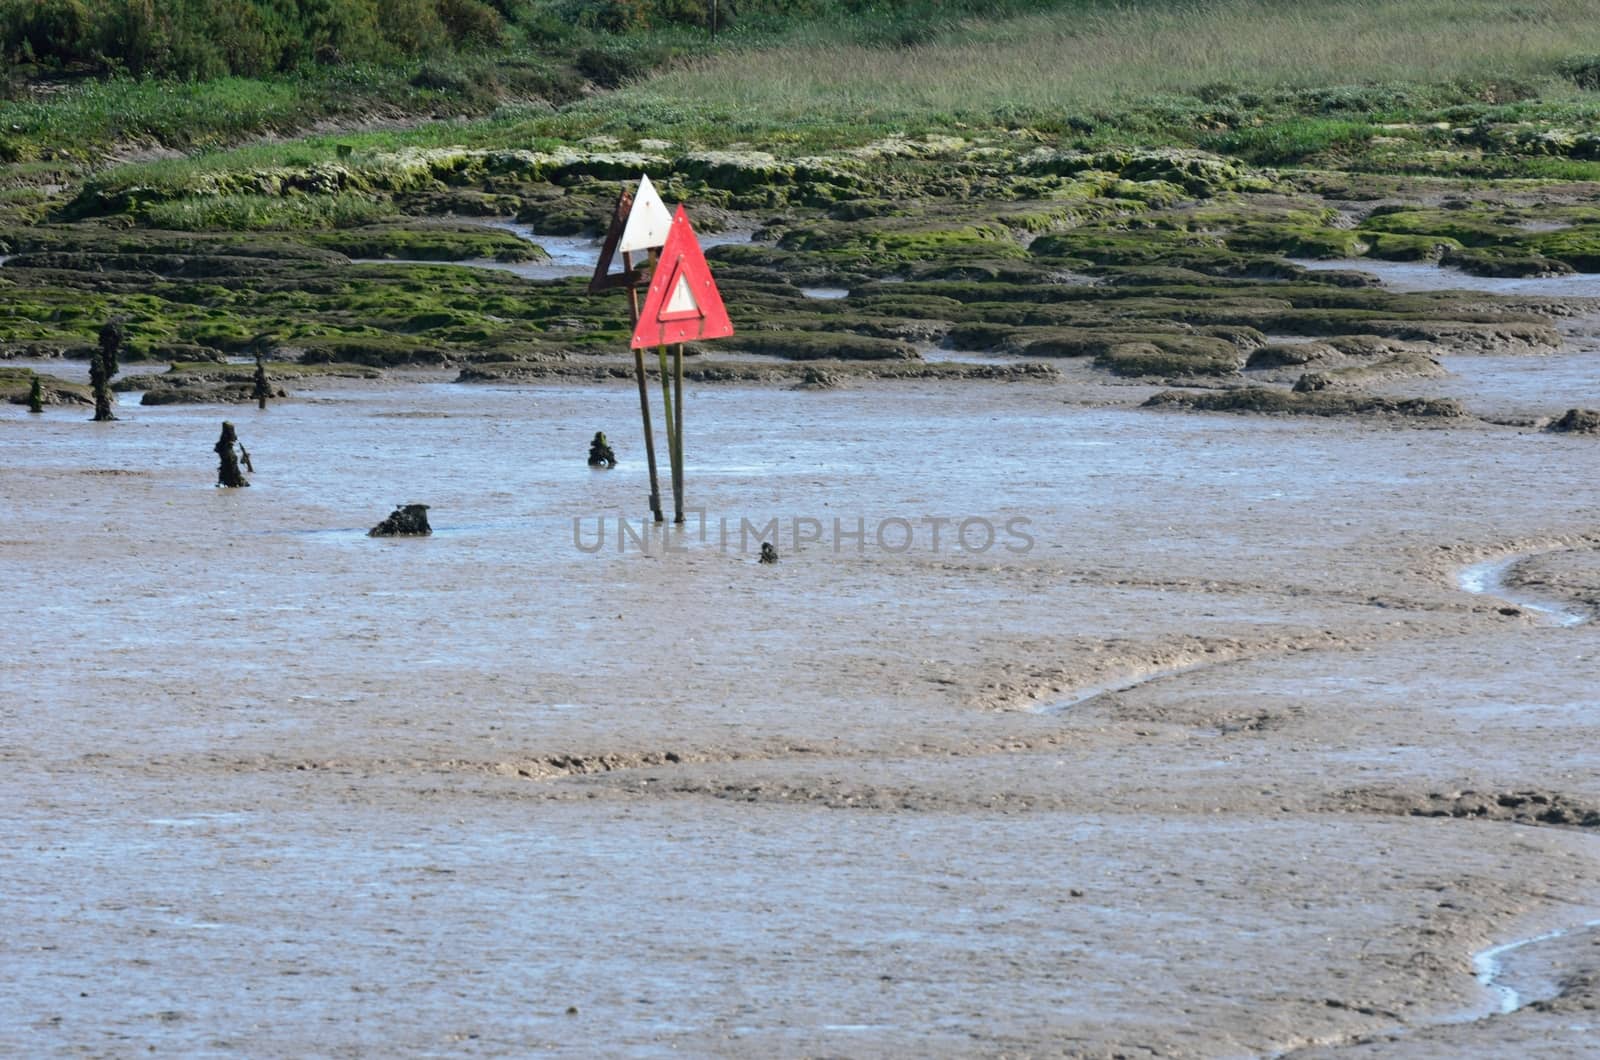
[1458, 553, 1590, 627]
[6, 356, 92, 383]
[1436, 352, 1600, 416]
[1472, 918, 1600, 1015]
[921, 347, 1016, 366]
[1290, 257, 1600, 297]
[352, 220, 757, 282]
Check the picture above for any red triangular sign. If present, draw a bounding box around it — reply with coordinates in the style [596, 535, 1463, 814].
[630, 206, 734, 348]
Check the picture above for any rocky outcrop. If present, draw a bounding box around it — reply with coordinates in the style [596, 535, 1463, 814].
[1548, 408, 1600, 434]
[369, 504, 432, 537]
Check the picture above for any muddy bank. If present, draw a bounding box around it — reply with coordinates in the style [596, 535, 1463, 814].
[1498, 547, 1600, 620]
[1143, 386, 1469, 419]
[454, 355, 1058, 386]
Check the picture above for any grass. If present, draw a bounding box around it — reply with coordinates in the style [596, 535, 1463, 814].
[141, 192, 398, 231]
[0, 54, 580, 162]
[1202, 119, 1379, 165]
[639, 0, 1600, 120]
[1, 0, 1595, 167]
[0, 77, 308, 160]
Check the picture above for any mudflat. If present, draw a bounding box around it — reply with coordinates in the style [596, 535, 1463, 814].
[4, 297, 1598, 1054]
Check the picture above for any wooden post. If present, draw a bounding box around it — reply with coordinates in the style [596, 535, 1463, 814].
[254, 351, 269, 410]
[656, 341, 676, 494]
[672, 342, 685, 523]
[623, 250, 665, 523]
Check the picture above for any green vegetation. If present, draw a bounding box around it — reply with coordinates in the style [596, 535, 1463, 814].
[3, 0, 1600, 410]
[0, 0, 1596, 164]
[2, 0, 512, 78]
[617, 0, 1600, 135]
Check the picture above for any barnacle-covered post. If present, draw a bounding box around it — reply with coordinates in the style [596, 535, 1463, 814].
[254, 351, 270, 409]
[215, 421, 249, 488]
[91, 318, 124, 422]
[588, 431, 617, 468]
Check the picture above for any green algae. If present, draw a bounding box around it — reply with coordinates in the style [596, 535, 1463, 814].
[1144, 387, 1467, 418]
[724, 331, 919, 362]
[1097, 334, 1244, 378]
[300, 223, 546, 263]
[2, 126, 1587, 396]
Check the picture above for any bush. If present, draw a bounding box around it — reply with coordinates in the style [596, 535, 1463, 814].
[377, 0, 446, 56]
[575, 42, 670, 88]
[1, 0, 92, 66]
[439, 0, 503, 45]
[1, 0, 521, 78]
[554, 0, 709, 32]
[1558, 55, 1600, 92]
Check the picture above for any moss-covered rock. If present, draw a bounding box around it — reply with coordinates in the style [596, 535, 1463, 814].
[1365, 232, 1462, 262]
[298, 334, 455, 366]
[726, 331, 918, 361]
[1095, 334, 1245, 377]
[1247, 341, 1335, 368]
[0, 367, 90, 405]
[1022, 147, 1270, 195]
[1143, 387, 1466, 417]
[1443, 245, 1574, 278]
[302, 223, 546, 263]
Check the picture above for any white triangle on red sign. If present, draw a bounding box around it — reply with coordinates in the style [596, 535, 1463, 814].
[664, 273, 699, 315]
[618, 174, 673, 254]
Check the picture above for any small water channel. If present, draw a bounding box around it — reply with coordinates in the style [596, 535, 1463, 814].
[1457, 552, 1591, 627]
[351, 219, 758, 281]
[1290, 258, 1600, 297]
[1468, 918, 1600, 1017]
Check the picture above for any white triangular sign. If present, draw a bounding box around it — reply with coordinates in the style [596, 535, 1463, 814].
[664, 273, 699, 315]
[618, 174, 673, 254]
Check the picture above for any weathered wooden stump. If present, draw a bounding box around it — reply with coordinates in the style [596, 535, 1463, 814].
[588, 431, 617, 468]
[91, 319, 124, 422]
[369, 504, 432, 537]
[254, 352, 270, 410]
[215, 421, 249, 487]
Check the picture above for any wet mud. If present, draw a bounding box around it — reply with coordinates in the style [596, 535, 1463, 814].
[4, 354, 1599, 1056]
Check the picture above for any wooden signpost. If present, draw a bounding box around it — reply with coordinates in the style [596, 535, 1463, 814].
[591, 187, 663, 522]
[592, 177, 734, 526]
